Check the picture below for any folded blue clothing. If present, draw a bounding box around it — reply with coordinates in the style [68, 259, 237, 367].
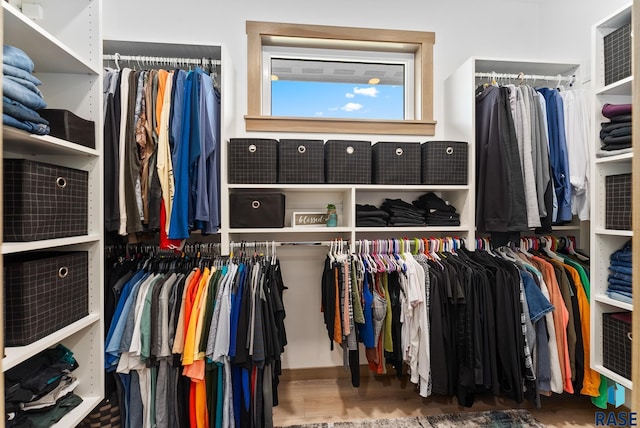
[606, 291, 633, 305]
[610, 252, 632, 263]
[2, 63, 42, 86]
[610, 259, 632, 268]
[3, 97, 48, 125]
[606, 286, 633, 297]
[3, 78, 46, 110]
[4, 75, 43, 97]
[3, 113, 50, 135]
[608, 271, 633, 283]
[607, 279, 632, 290]
[3, 45, 35, 72]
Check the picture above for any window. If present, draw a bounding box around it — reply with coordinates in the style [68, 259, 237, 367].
[245, 21, 436, 135]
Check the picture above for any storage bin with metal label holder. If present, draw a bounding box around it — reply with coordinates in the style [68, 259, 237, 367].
[372, 142, 421, 185]
[228, 138, 278, 184]
[421, 141, 468, 185]
[278, 139, 325, 183]
[230, 192, 286, 228]
[3, 159, 88, 241]
[603, 312, 632, 380]
[605, 173, 631, 230]
[604, 22, 631, 86]
[325, 140, 372, 184]
[4, 251, 89, 346]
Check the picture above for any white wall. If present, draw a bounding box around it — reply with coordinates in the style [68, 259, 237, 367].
[103, 0, 632, 369]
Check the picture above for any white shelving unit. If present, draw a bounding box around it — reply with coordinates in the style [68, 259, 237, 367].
[2, 0, 104, 425]
[589, 3, 634, 402]
[226, 182, 474, 249]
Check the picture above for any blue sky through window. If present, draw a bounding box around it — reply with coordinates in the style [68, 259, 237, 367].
[271, 81, 404, 120]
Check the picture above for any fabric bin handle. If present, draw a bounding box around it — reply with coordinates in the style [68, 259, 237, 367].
[56, 176, 67, 188]
[395, 147, 404, 156]
[58, 266, 69, 278]
[248, 144, 257, 153]
[446, 146, 454, 155]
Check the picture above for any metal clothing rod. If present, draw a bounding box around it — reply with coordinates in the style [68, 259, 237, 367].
[475, 71, 575, 83]
[229, 240, 334, 247]
[103, 53, 221, 67]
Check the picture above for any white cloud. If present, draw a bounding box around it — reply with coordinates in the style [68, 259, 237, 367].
[345, 93, 355, 98]
[353, 86, 378, 97]
[341, 102, 363, 112]
[315, 112, 324, 116]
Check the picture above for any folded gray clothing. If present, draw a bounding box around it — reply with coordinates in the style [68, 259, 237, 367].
[602, 134, 632, 145]
[601, 143, 632, 151]
[357, 218, 387, 227]
[608, 113, 632, 123]
[426, 220, 461, 226]
[597, 147, 633, 157]
[601, 121, 632, 131]
[600, 126, 631, 140]
[389, 222, 427, 227]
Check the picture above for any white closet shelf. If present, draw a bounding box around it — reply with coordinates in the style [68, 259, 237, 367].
[594, 294, 634, 311]
[592, 364, 633, 389]
[228, 184, 469, 191]
[2, 313, 101, 371]
[594, 228, 633, 237]
[2, 2, 100, 75]
[229, 227, 352, 234]
[595, 76, 632, 96]
[50, 396, 102, 428]
[356, 226, 470, 233]
[595, 152, 633, 164]
[549, 224, 583, 231]
[2, 234, 101, 254]
[3, 127, 99, 157]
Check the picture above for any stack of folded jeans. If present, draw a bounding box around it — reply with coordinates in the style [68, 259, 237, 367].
[3, 45, 50, 135]
[356, 204, 389, 227]
[607, 240, 632, 304]
[412, 192, 461, 226]
[380, 198, 426, 227]
[600, 103, 631, 153]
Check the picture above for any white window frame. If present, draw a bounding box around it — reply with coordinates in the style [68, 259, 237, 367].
[245, 21, 436, 136]
[261, 45, 415, 120]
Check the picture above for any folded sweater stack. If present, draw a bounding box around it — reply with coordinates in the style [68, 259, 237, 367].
[599, 103, 631, 155]
[412, 192, 461, 226]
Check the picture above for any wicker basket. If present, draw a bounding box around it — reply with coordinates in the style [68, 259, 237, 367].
[325, 140, 371, 184]
[605, 173, 631, 230]
[421, 141, 468, 185]
[603, 312, 632, 380]
[228, 138, 278, 183]
[372, 142, 421, 185]
[4, 251, 89, 346]
[604, 23, 631, 86]
[78, 397, 122, 428]
[3, 159, 88, 241]
[278, 139, 325, 183]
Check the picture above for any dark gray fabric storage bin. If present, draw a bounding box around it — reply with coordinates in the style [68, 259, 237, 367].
[230, 192, 285, 228]
[372, 142, 421, 185]
[228, 138, 278, 184]
[421, 141, 468, 185]
[39, 109, 96, 149]
[605, 173, 631, 230]
[603, 312, 632, 380]
[604, 23, 631, 86]
[325, 140, 371, 184]
[4, 251, 89, 346]
[278, 139, 325, 184]
[3, 159, 88, 241]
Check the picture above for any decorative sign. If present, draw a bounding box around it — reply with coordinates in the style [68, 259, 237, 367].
[292, 211, 328, 227]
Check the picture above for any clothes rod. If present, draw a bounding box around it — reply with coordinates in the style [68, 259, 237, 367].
[230, 240, 334, 247]
[103, 53, 221, 66]
[475, 71, 574, 83]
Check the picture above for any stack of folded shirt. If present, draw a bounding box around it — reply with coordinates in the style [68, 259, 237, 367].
[5, 345, 83, 428]
[356, 204, 389, 227]
[412, 192, 461, 226]
[380, 198, 426, 227]
[3, 45, 50, 135]
[607, 240, 632, 304]
[599, 103, 631, 154]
